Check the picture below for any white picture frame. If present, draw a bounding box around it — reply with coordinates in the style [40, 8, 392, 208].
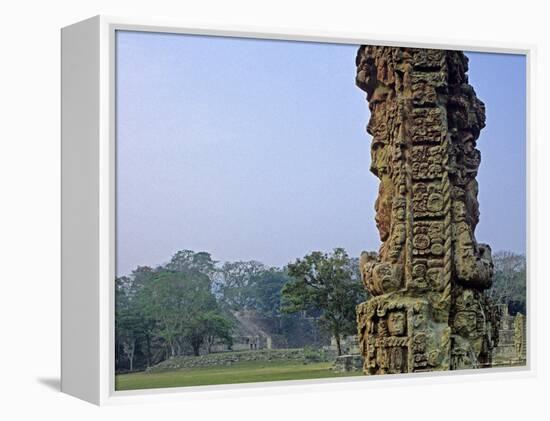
[61, 15, 535, 406]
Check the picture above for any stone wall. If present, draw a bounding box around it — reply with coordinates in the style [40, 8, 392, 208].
[148, 349, 306, 371]
[326, 335, 360, 356]
[332, 354, 364, 373]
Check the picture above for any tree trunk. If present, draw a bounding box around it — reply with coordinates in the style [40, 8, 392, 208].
[129, 346, 134, 371]
[123, 339, 136, 371]
[145, 334, 152, 367]
[192, 342, 201, 356]
[335, 333, 342, 356]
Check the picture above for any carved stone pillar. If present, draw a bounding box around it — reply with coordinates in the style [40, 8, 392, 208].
[513, 313, 527, 363]
[355, 46, 498, 374]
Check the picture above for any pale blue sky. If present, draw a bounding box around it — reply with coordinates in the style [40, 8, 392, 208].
[115, 31, 526, 276]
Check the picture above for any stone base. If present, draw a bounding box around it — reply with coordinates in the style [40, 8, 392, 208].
[332, 354, 364, 373]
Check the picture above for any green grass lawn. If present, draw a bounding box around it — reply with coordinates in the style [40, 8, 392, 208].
[115, 359, 362, 391]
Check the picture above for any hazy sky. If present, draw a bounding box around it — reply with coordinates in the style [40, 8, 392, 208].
[115, 31, 526, 277]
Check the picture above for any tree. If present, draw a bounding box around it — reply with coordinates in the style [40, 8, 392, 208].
[139, 271, 186, 358]
[189, 311, 234, 355]
[282, 248, 366, 356]
[139, 269, 233, 357]
[249, 268, 289, 318]
[488, 251, 526, 315]
[115, 276, 145, 371]
[126, 266, 159, 367]
[218, 260, 266, 310]
[166, 250, 217, 279]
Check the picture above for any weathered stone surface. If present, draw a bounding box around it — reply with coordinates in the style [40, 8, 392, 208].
[355, 46, 499, 375]
[492, 304, 527, 366]
[513, 313, 527, 362]
[332, 354, 364, 373]
[147, 349, 309, 371]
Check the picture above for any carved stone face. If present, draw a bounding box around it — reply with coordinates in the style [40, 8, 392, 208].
[478, 243, 492, 262]
[392, 223, 406, 243]
[371, 263, 401, 294]
[371, 145, 389, 175]
[413, 311, 427, 329]
[452, 201, 467, 222]
[375, 176, 394, 242]
[387, 311, 406, 336]
[453, 311, 477, 337]
[377, 318, 388, 336]
[395, 207, 405, 221]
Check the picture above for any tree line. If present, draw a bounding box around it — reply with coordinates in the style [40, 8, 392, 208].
[115, 248, 366, 372]
[116, 248, 525, 372]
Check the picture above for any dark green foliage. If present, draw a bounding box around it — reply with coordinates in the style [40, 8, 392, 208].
[166, 250, 217, 278]
[282, 248, 367, 356]
[249, 268, 289, 317]
[115, 276, 141, 371]
[217, 260, 266, 310]
[115, 251, 233, 371]
[488, 251, 526, 315]
[138, 270, 229, 357]
[215, 261, 290, 318]
[279, 313, 326, 348]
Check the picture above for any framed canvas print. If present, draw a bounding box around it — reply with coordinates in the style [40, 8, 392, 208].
[61, 16, 532, 405]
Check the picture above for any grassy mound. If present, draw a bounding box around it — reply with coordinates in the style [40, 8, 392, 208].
[147, 348, 317, 372]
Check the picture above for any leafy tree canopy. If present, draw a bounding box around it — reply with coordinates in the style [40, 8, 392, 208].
[282, 248, 366, 355]
[488, 251, 526, 315]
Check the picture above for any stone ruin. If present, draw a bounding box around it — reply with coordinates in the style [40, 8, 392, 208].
[514, 313, 527, 362]
[492, 304, 527, 366]
[355, 46, 500, 374]
[333, 354, 364, 373]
